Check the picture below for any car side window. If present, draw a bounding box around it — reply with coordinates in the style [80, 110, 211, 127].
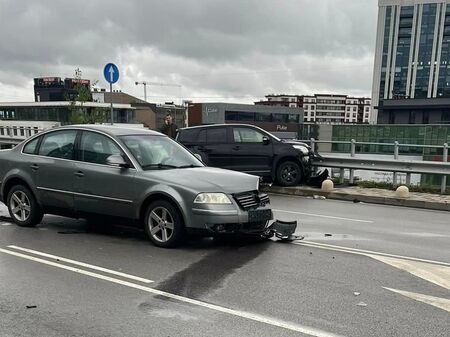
[206, 128, 227, 144]
[197, 130, 206, 143]
[79, 131, 122, 165]
[233, 128, 264, 143]
[23, 137, 41, 155]
[38, 131, 77, 159]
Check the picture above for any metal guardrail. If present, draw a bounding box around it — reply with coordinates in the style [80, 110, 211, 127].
[303, 138, 449, 194]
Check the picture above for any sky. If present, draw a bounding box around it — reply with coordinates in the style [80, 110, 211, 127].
[0, 0, 378, 104]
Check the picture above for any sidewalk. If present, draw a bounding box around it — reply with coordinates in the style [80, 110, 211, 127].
[263, 185, 450, 212]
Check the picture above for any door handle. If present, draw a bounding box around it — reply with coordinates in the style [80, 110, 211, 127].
[74, 171, 85, 177]
[233, 146, 240, 151]
[30, 164, 39, 171]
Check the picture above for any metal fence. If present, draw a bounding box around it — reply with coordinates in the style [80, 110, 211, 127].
[303, 138, 449, 194]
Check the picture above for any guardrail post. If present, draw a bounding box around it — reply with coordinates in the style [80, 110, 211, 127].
[406, 173, 411, 186]
[349, 139, 356, 184]
[441, 143, 448, 194]
[310, 138, 315, 153]
[393, 141, 399, 185]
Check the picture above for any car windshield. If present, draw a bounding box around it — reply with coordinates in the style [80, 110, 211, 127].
[120, 135, 203, 170]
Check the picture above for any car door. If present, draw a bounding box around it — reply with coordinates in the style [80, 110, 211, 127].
[230, 126, 274, 176]
[72, 131, 138, 219]
[194, 127, 235, 170]
[34, 130, 78, 214]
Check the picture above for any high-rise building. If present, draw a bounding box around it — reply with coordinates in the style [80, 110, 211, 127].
[372, 0, 450, 123]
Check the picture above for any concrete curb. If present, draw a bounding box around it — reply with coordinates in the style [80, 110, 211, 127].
[262, 186, 450, 212]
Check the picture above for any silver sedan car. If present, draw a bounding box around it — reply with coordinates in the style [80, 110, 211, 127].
[0, 125, 273, 247]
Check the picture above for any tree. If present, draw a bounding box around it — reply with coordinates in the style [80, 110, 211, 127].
[67, 68, 107, 125]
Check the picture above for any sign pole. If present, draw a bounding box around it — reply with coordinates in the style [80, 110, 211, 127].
[110, 82, 113, 125]
[103, 63, 119, 126]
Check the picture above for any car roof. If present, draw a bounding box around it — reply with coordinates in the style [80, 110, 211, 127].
[179, 124, 259, 131]
[56, 124, 163, 137]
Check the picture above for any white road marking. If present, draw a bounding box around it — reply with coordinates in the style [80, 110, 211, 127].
[272, 209, 373, 223]
[7, 245, 153, 284]
[370, 255, 450, 290]
[383, 287, 450, 313]
[0, 248, 344, 337]
[1, 222, 13, 226]
[294, 241, 450, 267]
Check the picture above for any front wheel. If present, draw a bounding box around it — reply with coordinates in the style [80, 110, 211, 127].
[144, 200, 185, 248]
[7, 185, 43, 227]
[276, 161, 302, 186]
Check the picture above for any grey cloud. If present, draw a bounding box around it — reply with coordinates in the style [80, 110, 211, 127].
[0, 0, 377, 102]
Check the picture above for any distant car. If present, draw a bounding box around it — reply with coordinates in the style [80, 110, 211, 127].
[177, 124, 316, 186]
[0, 125, 272, 248]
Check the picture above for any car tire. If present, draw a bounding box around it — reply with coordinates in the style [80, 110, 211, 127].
[144, 200, 185, 248]
[276, 161, 302, 186]
[7, 185, 43, 227]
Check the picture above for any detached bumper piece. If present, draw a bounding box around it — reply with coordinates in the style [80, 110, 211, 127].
[263, 220, 302, 241]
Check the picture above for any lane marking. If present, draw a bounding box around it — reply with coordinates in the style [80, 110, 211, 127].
[370, 255, 450, 290]
[1, 222, 13, 226]
[7, 245, 153, 284]
[272, 209, 373, 223]
[0, 248, 344, 337]
[383, 287, 450, 313]
[294, 241, 450, 267]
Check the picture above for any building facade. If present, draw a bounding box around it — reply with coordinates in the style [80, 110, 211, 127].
[372, 0, 450, 123]
[256, 94, 371, 124]
[188, 102, 303, 138]
[34, 77, 91, 102]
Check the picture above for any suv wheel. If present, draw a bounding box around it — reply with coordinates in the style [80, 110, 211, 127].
[276, 161, 302, 186]
[7, 185, 43, 227]
[144, 200, 185, 248]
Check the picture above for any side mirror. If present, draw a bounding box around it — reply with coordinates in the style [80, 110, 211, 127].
[194, 153, 203, 162]
[106, 154, 130, 168]
[262, 136, 270, 145]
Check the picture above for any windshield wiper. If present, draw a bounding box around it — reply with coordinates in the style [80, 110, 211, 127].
[176, 164, 203, 168]
[141, 163, 178, 170]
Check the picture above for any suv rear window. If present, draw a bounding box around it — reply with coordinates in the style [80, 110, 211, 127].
[178, 129, 199, 143]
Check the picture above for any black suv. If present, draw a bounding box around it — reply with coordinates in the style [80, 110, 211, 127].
[177, 124, 316, 186]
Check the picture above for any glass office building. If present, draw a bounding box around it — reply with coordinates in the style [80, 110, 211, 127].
[372, 0, 450, 122]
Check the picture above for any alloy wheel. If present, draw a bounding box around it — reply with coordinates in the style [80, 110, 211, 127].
[281, 165, 298, 183]
[148, 207, 174, 243]
[10, 191, 31, 222]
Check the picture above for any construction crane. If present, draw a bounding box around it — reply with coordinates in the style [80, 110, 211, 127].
[135, 81, 182, 102]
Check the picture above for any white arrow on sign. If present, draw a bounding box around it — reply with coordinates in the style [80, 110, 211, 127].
[108, 65, 115, 83]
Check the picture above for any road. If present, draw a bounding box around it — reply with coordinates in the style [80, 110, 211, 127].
[0, 195, 449, 337]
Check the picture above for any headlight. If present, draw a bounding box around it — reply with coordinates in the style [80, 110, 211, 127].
[293, 145, 310, 155]
[194, 193, 232, 204]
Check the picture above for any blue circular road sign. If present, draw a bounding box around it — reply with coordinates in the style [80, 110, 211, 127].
[104, 63, 119, 84]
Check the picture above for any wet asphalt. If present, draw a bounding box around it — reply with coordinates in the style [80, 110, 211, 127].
[0, 196, 449, 337]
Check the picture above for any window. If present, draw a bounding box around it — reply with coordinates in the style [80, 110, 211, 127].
[311, 105, 315, 110]
[353, 107, 357, 111]
[79, 131, 121, 165]
[38, 131, 77, 159]
[207, 127, 227, 144]
[233, 128, 264, 143]
[23, 137, 41, 155]
[178, 129, 198, 143]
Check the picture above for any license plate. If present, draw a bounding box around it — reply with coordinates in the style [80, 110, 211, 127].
[248, 209, 273, 222]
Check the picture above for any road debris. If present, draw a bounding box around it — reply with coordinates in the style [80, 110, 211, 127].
[263, 220, 301, 241]
[353, 292, 361, 296]
[26, 305, 37, 309]
[313, 195, 326, 200]
[356, 301, 367, 307]
[324, 233, 332, 237]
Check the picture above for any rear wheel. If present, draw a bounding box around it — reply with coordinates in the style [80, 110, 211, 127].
[7, 185, 43, 227]
[144, 200, 185, 248]
[276, 161, 302, 186]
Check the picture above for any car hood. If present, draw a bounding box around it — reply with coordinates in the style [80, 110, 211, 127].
[139, 167, 259, 194]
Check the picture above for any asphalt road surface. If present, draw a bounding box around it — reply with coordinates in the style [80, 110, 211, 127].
[0, 195, 449, 337]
